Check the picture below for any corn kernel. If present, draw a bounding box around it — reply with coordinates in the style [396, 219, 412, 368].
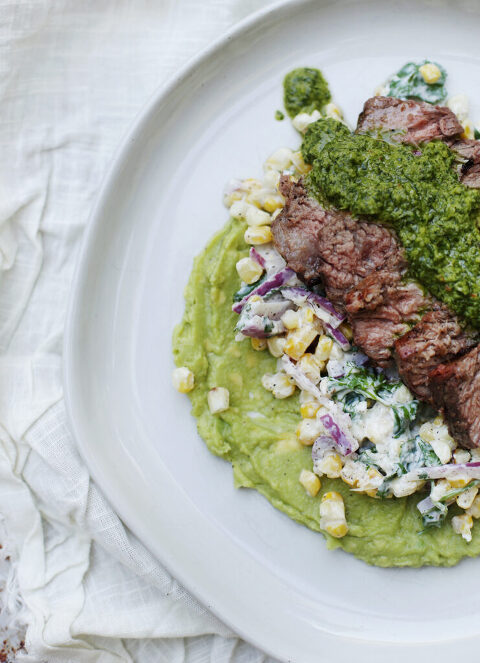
[451, 513, 473, 542]
[224, 190, 243, 207]
[263, 196, 283, 213]
[172, 367, 195, 393]
[244, 225, 273, 245]
[315, 452, 343, 479]
[230, 200, 250, 219]
[299, 469, 321, 497]
[298, 353, 321, 384]
[296, 418, 323, 446]
[207, 387, 230, 414]
[291, 151, 311, 175]
[419, 420, 455, 464]
[324, 102, 343, 121]
[246, 206, 272, 227]
[236, 256, 263, 285]
[262, 372, 296, 399]
[292, 110, 321, 133]
[267, 336, 286, 358]
[284, 326, 319, 361]
[391, 476, 424, 498]
[314, 335, 333, 363]
[320, 492, 348, 538]
[300, 401, 320, 418]
[265, 147, 294, 171]
[467, 495, 480, 519]
[457, 485, 478, 510]
[430, 479, 453, 502]
[419, 62, 441, 84]
[263, 168, 280, 189]
[251, 337, 267, 351]
[449, 474, 471, 489]
[461, 120, 474, 140]
[453, 449, 471, 464]
[325, 521, 349, 538]
[281, 309, 300, 330]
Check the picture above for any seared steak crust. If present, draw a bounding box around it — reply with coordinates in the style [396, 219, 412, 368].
[356, 96, 463, 144]
[345, 272, 430, 367]
[394, 308, 477, 405]
[429, 345, 480, 449]
[272, 177, 405, 309]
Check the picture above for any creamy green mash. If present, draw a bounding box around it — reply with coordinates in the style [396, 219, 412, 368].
[173, 218, 480, 566]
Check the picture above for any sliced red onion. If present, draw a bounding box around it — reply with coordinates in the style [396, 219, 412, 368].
[319, 413, 357, 456]
[281, 287, 345, 328]
[254, 244, 286, 275]
[238, 316, 285, 338]
[249, 247, 266, 269]
[325, 323, 351, 351]
[280, 357, 357, 455]
[248, 297, 292, 320]
[405, 462, 480, 482]
[232, 268, 296, 314]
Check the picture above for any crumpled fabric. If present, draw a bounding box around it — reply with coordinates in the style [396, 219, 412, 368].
[0, 1, 278, 660]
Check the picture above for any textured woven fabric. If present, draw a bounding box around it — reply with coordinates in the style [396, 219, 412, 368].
[0, 1, 278, 660]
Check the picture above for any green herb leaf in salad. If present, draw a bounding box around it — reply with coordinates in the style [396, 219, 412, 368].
[386, 60, 447, 104]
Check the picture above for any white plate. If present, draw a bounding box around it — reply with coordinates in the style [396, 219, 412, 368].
[64, 1, 480, 660]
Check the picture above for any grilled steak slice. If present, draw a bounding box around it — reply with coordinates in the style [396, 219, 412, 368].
[429, 344, 480, 448]
[357, 96, 463, 144]
[345, 272, 429, 367]
[394, 308, 477, 405]
[272, 177, 405, 309]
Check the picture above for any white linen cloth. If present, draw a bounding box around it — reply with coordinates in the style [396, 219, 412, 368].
[0, 1, 279, 660]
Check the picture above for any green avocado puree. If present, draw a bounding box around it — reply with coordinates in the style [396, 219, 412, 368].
[302, 118, 480, 327]
[283, 67, 331, 118]
[173, 217, 480, 566]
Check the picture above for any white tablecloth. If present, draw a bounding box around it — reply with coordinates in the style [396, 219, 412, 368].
[0, 2, 278, 660]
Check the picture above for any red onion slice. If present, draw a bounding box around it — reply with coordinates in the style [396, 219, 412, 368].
[325, 323, 350, 351]
[281, 287, 345, 328]
[232, 267, 296, 314]
[319, 413, 356, 456]
[249, 247, 266, 269]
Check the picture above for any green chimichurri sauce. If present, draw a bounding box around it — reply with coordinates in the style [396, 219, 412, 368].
[283, 67, 331, 118]
[301, 118, 480, 327]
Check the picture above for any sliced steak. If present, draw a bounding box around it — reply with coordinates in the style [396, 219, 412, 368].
[429, 344, 480, 449]
[356, 96, 463, 144]
[345, 272, 430, 367]
[272, 177, 405, 309]
[394, 308, 477, 404]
